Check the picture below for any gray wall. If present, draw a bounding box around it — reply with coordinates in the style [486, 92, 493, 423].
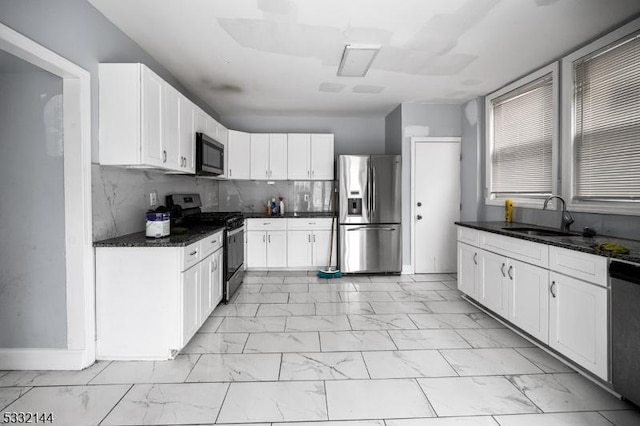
[0, 69, 67, 348]
[222, 114, 386, 155]
[460, 98, 484, 222]
[0, 0, 222, 240]
[384, 105, 402, 155]
[385, 103, 463, 269]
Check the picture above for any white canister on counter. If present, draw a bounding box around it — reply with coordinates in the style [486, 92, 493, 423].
[146, 211, 170, 238]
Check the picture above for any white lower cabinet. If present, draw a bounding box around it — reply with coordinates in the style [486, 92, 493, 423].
[507, 258, 549, 343]
[456, 225, 608, 380]
[181, 264, 200, 347]
[479, 250, 509, 317]
[246, 230, 287, 268]
[549, 271, 608, 380]
[457, 242, 480, 300]
[200, 247, 223, 326]
[286, 229, 337, 268]
[96, 230, 224, 360]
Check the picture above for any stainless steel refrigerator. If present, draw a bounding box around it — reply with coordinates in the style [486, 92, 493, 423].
[338, 155, 402, 273]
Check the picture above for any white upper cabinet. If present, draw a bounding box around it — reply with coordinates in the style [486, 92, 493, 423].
[268, 134, 288, 180]
[250, 133, 270, 179]
[179, 93, 195, 172]
[99, 63, 208, 174]
[227, 130, 250, 179]
[310, 134, 335, 180]
[250, 133, 288, 180]
[287, 133, 334, 180]
[287, 134, 311, 179]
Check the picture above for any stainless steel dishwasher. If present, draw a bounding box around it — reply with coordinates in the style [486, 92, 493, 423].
[611, 260, 640, 407]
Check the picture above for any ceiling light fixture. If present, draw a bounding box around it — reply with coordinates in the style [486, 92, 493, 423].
[337, 44, 381, 77]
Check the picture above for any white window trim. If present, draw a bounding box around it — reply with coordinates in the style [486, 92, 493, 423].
[485, 62, 559, 209]
[561, 17, 640, 216]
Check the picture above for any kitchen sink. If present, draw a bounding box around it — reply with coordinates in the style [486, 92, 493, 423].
[502, 227, 574, 237]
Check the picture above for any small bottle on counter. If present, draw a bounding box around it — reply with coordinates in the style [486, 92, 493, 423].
[505, 198, 513, 223]
[279, 197, 285, 216]
[271, 198, 278, 216]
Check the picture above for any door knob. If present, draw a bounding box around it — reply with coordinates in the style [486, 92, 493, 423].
[417, 202, 422, 207]
[417, 215, 423, 220]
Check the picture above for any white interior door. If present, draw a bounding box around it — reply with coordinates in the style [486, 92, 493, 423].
[413, 139, 460, 273]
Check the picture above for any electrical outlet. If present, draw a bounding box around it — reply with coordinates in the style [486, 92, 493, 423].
[149, 191, 158, 207]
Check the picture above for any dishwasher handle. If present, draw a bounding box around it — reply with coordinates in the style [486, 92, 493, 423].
[610, 261, 640, 285]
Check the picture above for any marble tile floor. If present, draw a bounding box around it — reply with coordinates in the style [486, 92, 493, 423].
[1, 272, 639, 425]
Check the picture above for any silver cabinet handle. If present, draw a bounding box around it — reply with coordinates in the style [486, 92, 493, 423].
[163, 150, 167, 163]
[229, 168, 232, 177]
[550, 280, 557, 298]
[508, 265, 513, 280]
[263, 235, 265, 243]
[307, 170, 310, 177]
[189, 250, 198, 256]
[308, 234, 311, 242]
[473, 253, 477, 265]
[501, 263, 506, 277]
[263, 222, 271, 225]
[268, 234, 271, 243]
[212, 260, 217, 272]
[211, 240, 217, 244]
[265, 170, 268, 178]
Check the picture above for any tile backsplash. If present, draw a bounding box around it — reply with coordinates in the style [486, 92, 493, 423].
[218, 180, 336, 214]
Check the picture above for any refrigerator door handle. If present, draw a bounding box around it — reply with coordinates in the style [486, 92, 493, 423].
[371, 165, 376, 220]
[347, 226, 397, 232]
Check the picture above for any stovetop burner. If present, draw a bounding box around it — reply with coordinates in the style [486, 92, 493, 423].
[166, 194, 244, 230]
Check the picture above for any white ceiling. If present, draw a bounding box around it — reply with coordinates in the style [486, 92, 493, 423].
[88, 0, 640, 118]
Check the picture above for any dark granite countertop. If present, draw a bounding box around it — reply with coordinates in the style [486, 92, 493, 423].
[456, 221, 640, 264]
[94, 225, 225, 248]
[244, 212, 336, 219]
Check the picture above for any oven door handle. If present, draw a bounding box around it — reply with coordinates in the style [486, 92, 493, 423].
[227, 226, 244, 237]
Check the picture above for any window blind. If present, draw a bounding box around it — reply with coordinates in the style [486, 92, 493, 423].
[574, 33, 640, 200]
[491, 75, 553, 196]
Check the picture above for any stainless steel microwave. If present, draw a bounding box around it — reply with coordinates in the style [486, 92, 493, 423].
[195, 132, 224, 177]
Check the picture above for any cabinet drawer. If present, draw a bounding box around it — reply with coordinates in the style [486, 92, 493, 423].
[181, 242, 201, 271]
[200, 230, 224, 257]
[480, 231, 549, 268]
[246, 218, 287, 231]
[287, 218, 334, 230]
[457, 226, 479, 245]
[549, 246, 608, 287]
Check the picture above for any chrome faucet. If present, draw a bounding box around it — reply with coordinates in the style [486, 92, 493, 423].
[543, 196, 574, 232]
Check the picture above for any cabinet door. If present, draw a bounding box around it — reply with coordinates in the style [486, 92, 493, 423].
[549, 272, 608, 380]
[313, 230, 337, 268]
[246, 231, 267, 268]
[266, 231, 287, 268]
[141, 66, 164, 167]
[287, 230, 313, 268]
[269, 134, 288, 180]
[227, 130, 250, 179]
[479, 250, 508, 316]
[181, 265, 200, 346]
[287, 133, 311, 179]
[163, 84, 181, 170]
[193, 107, 208, 133]
[179, 94, 195, 172]
[457, 242, 479, 299]
[250, 133, 270, 180]
[199, 256, 213, 324]
[212, 248, 224, 306]
[310, 134, 334, 180]
[508, 259, 549, 343]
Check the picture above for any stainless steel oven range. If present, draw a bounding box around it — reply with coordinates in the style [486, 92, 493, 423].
[166, 193, 245, 302]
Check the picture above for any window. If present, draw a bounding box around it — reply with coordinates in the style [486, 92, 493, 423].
[574, 34, 640, 200]
[562, 20, 640, 215]
[485, 64, 558, 206]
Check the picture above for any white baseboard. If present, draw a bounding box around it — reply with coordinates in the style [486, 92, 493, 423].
[402, 264, 414, 275]
[0, 348, 94, 370]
